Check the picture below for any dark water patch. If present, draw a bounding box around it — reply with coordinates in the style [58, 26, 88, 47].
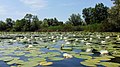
[48, 58, 85, 67]
[0, 61, 9, 67]
[109, 57, 120, 63]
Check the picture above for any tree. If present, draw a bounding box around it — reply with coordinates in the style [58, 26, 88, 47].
[0, 21, 7, 31]
[30, 15, 41, 31]
[13, 19, 26, 31]
[94, 3, 109, 23]
[6, 18, 14, 31]
[23, 14, 33, 31]
[105, 0, 120, 31]
[67, 13, 83, 26]
[82, 7, 95, 24]
[82, 3, 109, 24]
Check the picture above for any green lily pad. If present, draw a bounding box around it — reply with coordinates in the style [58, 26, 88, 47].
[28, 57, 46, 62]
[47, 52, 61, 56]
[40, 61, 53, 66]
[74, 55, 92, 59]
[80, 52, 94, 55]
[80, 60, 98, 67]
[99, 62, 120, 67]
[13, 52, 25, 56]
[94, 56, 114, 61]
[7, 58, 24, 65]
[48, 57, 64, 61]
[0, 56, 13, 62]
[21, 61, 39, 67]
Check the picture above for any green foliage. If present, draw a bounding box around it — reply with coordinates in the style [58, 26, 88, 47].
[82, 3, 109, 24]
[81, 23, 103, 32]
[0, 1, 119, 32]
[0, 21, 7, 31]
[67, 13, 83, 26]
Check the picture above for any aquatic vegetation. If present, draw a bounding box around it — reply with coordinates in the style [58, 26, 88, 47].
[80, 52, 94, 55]
[0, 32, 119, 67]
[48, 57, 64, 61]
[40, 61, 53, 66]
[63, 53, 73, 58]
[74, 54, 92, 59]
[80, 59, 98, 67]
[99, 62, 120, 67]
[7, 58, 24, 65]
[28, 57, 46, 62]
[0, 56, 13, 62]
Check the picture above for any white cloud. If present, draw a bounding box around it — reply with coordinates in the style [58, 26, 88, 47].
[20, 0, 47, 9]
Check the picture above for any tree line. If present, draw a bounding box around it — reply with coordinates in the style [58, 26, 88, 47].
[0, 0, 119, 32]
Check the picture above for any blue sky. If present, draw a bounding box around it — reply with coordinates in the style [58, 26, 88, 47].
[0, 0, 113, 22]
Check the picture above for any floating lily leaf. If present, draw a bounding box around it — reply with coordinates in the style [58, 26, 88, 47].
[99, 62, 120, 67]
[13, 52, 25, 56]
[80, 52, 94, 55]
[0, 56, 13, 62]
[74, 55, 92, 60]
[47, 52, 61, 56]
[28, 57, 46, 62]
[61, 47, 73, 51]
[48, 57, 64, 61]
[25, 53, 39, 57]
[80, 60, 98, 67]
[94, 56, 114, 61]
[40, 61, 53, 66]
[7, 59, 24, 65]
[21, 61, 39, 67]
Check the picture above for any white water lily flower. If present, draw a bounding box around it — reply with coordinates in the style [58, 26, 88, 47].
[24, 37, 27, 40]
[51, 36, 54, 39]
[86, 48, 92, 52]
[101, 41, 106, 44]
[81, 40, 84, 42]
[100, 50, 108, 55]
[64, 37, 67, 39]
[86, 43, 91, 45]
[28, 45, 33, 48]
[40, 38, 42, 40]
[84, 38, 87, 40]
[105, 36, 110, 39]
[27, 39, 31, 41]
[63, 53, 73, 58]
[53, 40, 56, 42]
[66, 42, 70, 44]
[75, 39, 78, 41]
[117, 35, 120, 38]
[73, 34, 76, 36]
[60, 37, 63, 39]
[90, 38, 92, 41]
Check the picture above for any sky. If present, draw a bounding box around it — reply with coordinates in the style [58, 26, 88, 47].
[0, 0, 114, 22]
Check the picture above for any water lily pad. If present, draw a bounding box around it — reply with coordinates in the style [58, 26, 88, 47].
[0, 56, 13, 62]
[74, 55, 92, 60]
[25, 53, 39, 57]
[13, 52, 25, 56]
[40, 61, 53, 66]
[80, 60, 98, 67]
[47, 52, 61, 56]
[48, 57, 64, 61]
[28, 57, 46, 62]
[80, 52, 94, 55]
[7, 58, 24, 65]
[21, 61, 39, 67]
[94, 56, 113, 61]
[99, 62, 120, 67]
